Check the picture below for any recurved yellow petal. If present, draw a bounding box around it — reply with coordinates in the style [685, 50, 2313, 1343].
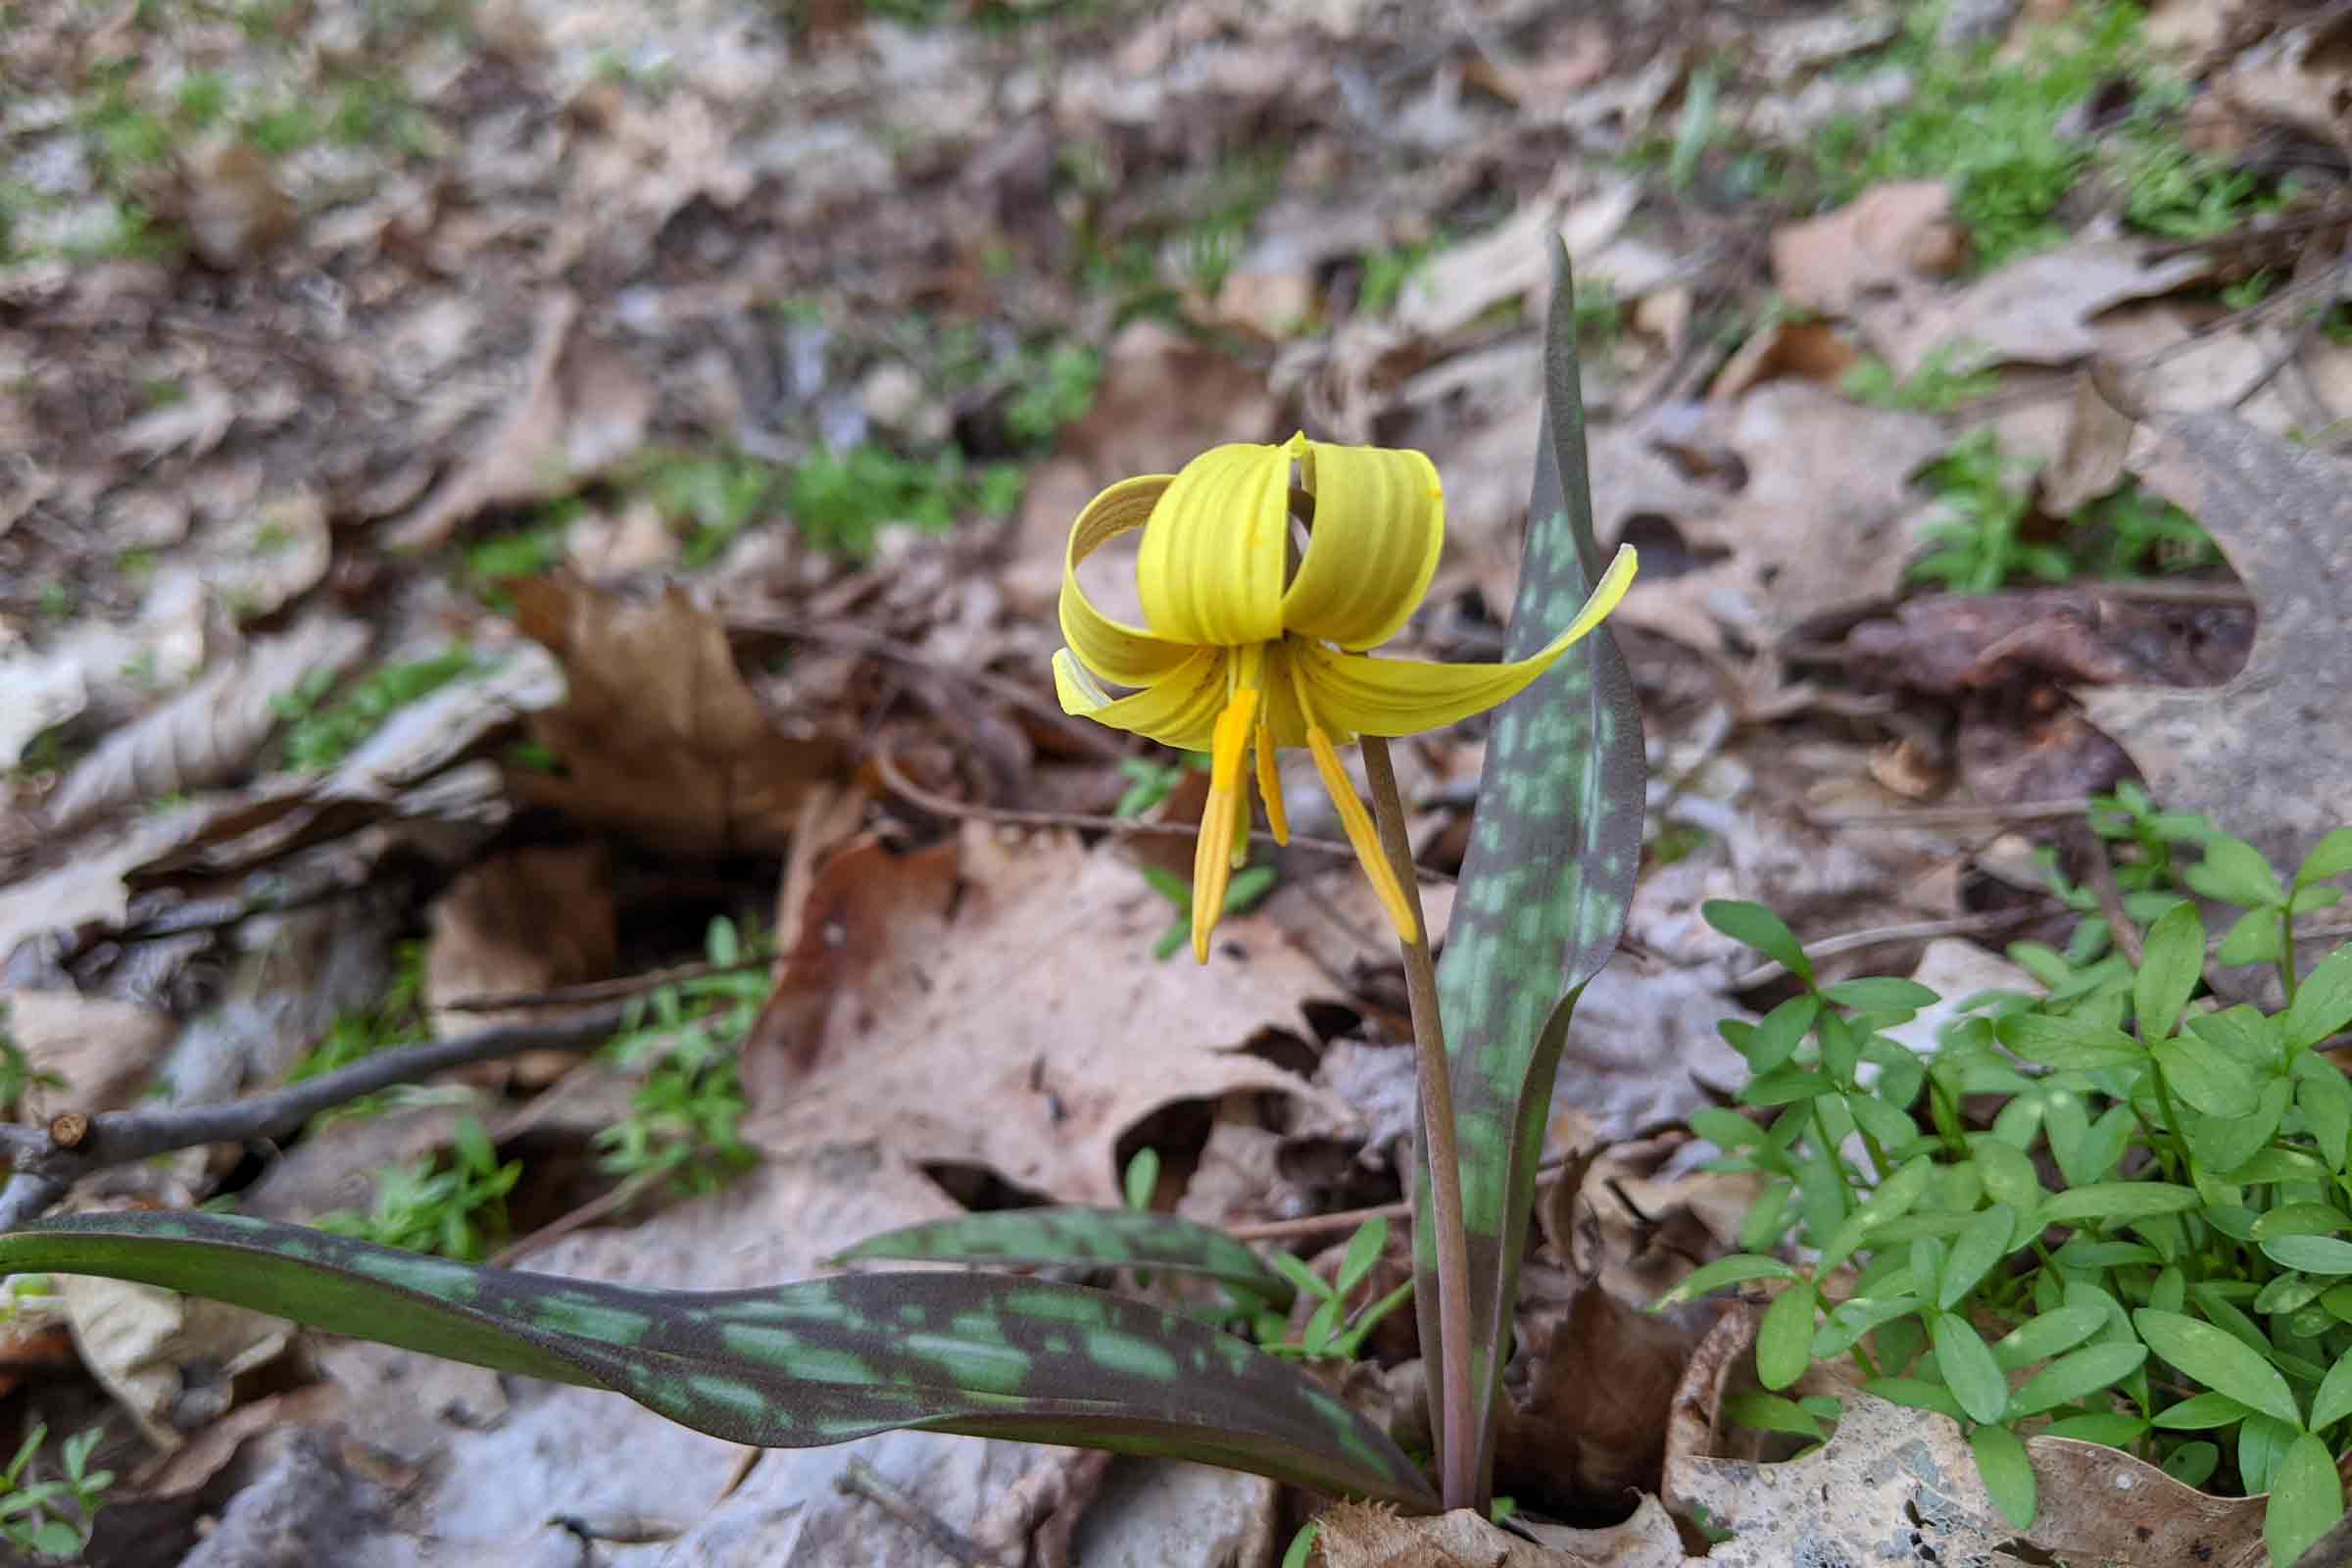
[1291, 543, 1638, 735]
[1060, 474, 1196, 687]
[1304, 727, 1415, 945]
[1282, 441, 1445, 650]
[1137, 440, 1292, 647]
[1053, 647, 1230, 752]
[1192, 687, 1260, 961]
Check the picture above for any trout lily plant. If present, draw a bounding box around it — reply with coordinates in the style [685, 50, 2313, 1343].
[0, 245, 1643, 1528]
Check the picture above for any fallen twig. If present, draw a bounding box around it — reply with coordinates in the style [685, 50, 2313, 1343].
[874, 745, 1456, 883]
[0, 1005, 630, 1231]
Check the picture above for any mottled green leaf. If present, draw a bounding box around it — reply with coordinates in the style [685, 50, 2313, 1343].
[2268, 1433, 2345, 1567]
[0, 1211, 1435, 1507]
[833, 1207, 1295, 1306]
[1420, 239, 1647, 1491]
[1969, 1424, 2036, 1530]
[2134, 1308, 2301, 1428]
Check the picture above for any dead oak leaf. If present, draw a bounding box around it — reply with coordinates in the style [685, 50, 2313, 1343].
[511, 576, 840, 856]
[2080, 413, 2352, 871]
[743, 823, 1342, 1204]
[1863, 233, 2211, 378]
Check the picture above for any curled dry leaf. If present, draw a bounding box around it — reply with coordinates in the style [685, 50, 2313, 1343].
[1770, 180, 1963, 317]
[509, 576, 840, 856]
[44, 615, 373, 834]
[0, 989, 173, 1111]
[1863, 234, 2211, 378]
[2081, 413, 2352, 869]
[742, 824, 1342, 1203]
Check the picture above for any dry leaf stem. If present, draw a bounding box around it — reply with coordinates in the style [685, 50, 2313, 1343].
[1359, 735, 1477, 1511]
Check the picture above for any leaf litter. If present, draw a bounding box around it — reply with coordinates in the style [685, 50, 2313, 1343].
[6, 0, 2352, 1560]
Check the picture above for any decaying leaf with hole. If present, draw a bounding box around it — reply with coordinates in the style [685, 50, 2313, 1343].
[2080, 413, 2352, 870]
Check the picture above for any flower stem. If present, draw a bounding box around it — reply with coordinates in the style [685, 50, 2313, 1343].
[1358, 736, 1478, 1512]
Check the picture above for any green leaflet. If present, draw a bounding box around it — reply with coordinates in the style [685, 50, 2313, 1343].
[1413, 239, 1646, 1496]
[831, 1207, 1295, 1307]
[0, 1210, 1435, 1509]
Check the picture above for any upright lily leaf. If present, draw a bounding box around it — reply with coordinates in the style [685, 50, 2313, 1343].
[0, 1210, 1435, 1508]
[831, 1207, 1296, 1306]
[1414, 237, 1646, 1493]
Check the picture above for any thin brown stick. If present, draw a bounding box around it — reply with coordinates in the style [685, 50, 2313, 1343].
[1729, 908, 2049, 989]
[835, 1458, 1006, 1567]
[1360, 736, 1477, 1512]
[488, 1167, 665, 1267]
[0, 1006, 631, 1230]
[441, 956, 774, 1013]
[1807, 800, 2096, 830]
[872, 744, 1455, 881]
[2080, 830, 2146, 970]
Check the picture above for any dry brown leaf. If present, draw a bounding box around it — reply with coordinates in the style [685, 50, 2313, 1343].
[1597, 384, 1946, 688]
[1669, 1389, 2267, 1568]
[113, 374, 236, 462]
[1770, 181, 1962, 316]
[508, 576, 840, 856]
[422, 846, 616, 1040]
[383, 293, 655, 552]
[1499, 1280, 1703, 1512]
[1315, 1500, 1693, 1567]
[2081, 413, 2352, 868]
[2039, 369, 2138, 514]
[1863, 234, 2211, 377]
[174, 133, 295, 269]
[59, 1265, 292, 1451]
[2212, 13, 2352, 157]
[1396, 175, 1638, 341]
[1706, 318, 1862, 401]
[44, 615, 372, 834]
[0, 989, 172, 1111]
[742, 823, 1339, 1203]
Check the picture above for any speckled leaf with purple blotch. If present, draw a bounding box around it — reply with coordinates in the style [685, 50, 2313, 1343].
[831, 1206, 1296, 1306]
[0, 1209, 1434, 1508]
[1411, 237, 1645, 1494]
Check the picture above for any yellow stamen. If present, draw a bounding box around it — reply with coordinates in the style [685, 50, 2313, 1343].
[1193, 685, 1261, 961]
[1304, 725, 1418, 945]
[1255, 710, 1289, 846]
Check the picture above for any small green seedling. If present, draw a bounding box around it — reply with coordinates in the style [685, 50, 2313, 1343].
[0, 1423, 114, 1561]
[1140, 863, 1279, 960]
[1259, 1217, 1415, 1362]
[316, 1116, 520, 1263]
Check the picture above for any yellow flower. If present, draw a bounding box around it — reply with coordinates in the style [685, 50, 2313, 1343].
[1054, 433, 1636, 962]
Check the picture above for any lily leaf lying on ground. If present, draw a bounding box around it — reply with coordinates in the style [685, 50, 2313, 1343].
[0, 1209, 1436, 1507]
[830, 1206, 1297, 1307]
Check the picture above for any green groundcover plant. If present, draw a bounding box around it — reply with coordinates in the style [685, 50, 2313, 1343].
[0, 243, 1641, 1527]
[1667, 817, 2352, 1564]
